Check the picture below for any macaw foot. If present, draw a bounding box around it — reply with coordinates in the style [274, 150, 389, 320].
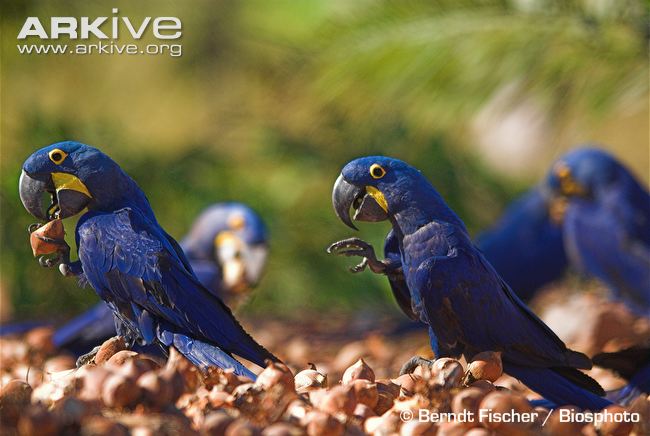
[28, 223, 72, 268]
[37, 254, 63, 268]
[59, 260, 83, 277]
[76, 345, 101, 367]
[327, 237, 386, 274]
[399, 355, 434, 375]
[36, 242, 69, 269]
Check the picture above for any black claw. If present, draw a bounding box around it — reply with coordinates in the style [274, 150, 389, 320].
[38, 254, 62, 268]
[76, 345, 101, 367]
[399, 356, 434, 375]
[36, 240, 71, 270]
[28, 222, 42, 233]
[350, 258, 368, 273]
[59, 263, 76, 277]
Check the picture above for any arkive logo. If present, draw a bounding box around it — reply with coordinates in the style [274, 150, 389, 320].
[17, 9, 182, 40]
[16, 9, 183, 57]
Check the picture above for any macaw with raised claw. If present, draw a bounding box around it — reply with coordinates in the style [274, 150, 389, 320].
[328, 156, 610, 409]
[545, 147, 650, 317]
[343, 184, 567, 332]
[50, 202, 269, 355]
[19, 141, 278, 378]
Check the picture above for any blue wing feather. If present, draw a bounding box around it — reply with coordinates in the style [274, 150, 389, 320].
[402, 221, 608, 408]
[76, 208, 277, 370]
[410, 226, 590, 369]
[384, 230, 418, 320]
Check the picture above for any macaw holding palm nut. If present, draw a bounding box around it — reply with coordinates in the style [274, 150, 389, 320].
[19, 141, 278, 378]
[50, 202, 269, 355]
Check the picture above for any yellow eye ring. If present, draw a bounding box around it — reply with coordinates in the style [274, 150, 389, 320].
[369, 163, 386, 179]
[48, 149, 68, 165]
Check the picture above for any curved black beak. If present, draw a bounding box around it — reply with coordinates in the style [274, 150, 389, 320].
[332, 174, 362, 230]
[19, 170, 52, 221]
[19, 170, 92, 221]
[332, 174, 389, 230]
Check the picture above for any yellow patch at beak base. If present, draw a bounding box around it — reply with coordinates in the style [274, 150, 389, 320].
[51, 173, 92, 198]
[553, 162, 586, 196]
[365, 186, 388, 213]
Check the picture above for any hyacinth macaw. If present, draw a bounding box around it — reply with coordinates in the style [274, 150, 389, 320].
[593, 343, 650, 405]
[545, 147, 650, 317]
[350, 185, 567, 328]
[328, 156, 610, 409]
[19, 141, 278, 377]
[50, 203, 269, 355]
[180, 202, 268, 306]
[475, 186, 567, 302]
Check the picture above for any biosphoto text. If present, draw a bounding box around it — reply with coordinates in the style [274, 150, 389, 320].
[16, 9, 182, 57]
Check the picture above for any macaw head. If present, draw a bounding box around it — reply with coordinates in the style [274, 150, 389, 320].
[20, 141, 149, 222]
[332, 156, 463, 231]
[181, 203, 268, 292]
[544, 147, 631, 221]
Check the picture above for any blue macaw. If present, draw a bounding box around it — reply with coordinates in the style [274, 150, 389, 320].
[19, 141, 278, 377]
[328, 156, 610, 409]
[49, 203, 269, 355]
[379, 185, 567, 338]
[180, 202, 268, 305]
[475, 186, 567, 302]
[360, 185, 567, 327]
[545, 147, 650, 317]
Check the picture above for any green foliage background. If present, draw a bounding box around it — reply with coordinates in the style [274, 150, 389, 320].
[1, 0, 647, 320]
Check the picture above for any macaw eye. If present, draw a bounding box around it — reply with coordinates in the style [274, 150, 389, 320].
[369, 163, 386, 179]
[48, 149, 68, 165]
[228, 214, 245, 231]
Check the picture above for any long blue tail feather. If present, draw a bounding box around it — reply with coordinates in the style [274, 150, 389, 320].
[504, 363, 612, 410]
[531, 380, 646, 409]
[158, 327, 257, 380]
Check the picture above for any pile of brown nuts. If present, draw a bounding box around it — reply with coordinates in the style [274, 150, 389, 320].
[0, 325, 648, 435]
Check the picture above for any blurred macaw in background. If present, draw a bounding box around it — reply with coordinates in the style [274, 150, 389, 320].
[475, 186, 567, 302]
[18, 141, 278, 378]
[180, 202, 268, 307]
[329, 156, 610, 409]
[545, 147, 650, 317]
[47, 202, 269, 355]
